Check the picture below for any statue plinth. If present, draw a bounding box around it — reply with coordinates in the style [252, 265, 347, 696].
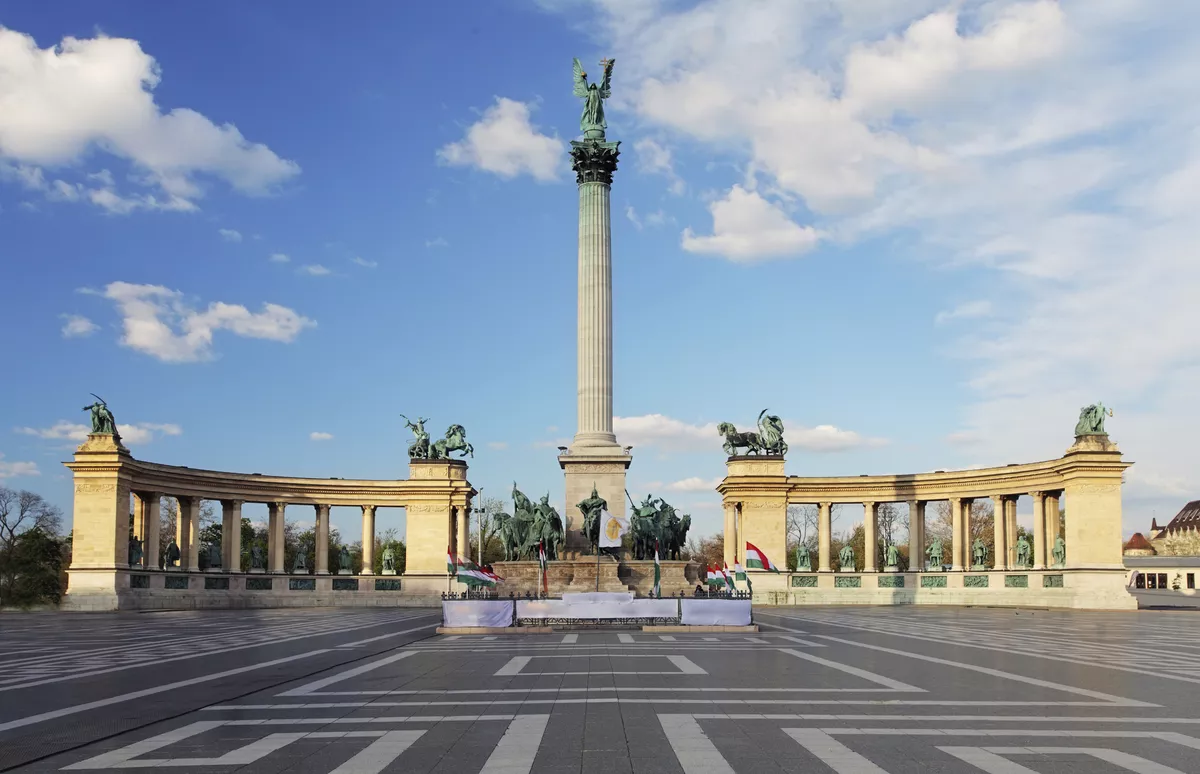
[725, 456, 786, 478]
[1066, 434, 1120, 454]
[559, 451, 632, 556]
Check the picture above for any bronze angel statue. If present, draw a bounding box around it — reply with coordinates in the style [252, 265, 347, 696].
[573, 57, 615, 139]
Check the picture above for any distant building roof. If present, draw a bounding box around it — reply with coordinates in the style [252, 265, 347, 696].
[1161, 501, 1200, 534]
[1123, 533, 1156, 555]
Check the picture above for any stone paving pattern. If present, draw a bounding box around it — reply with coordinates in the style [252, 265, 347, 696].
[3, 607, 1200, 773]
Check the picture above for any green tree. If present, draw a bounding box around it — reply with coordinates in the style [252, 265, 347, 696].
[0, 488, 65, 607]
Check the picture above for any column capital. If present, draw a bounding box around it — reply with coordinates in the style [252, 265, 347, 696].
[906, 499, 923, 506]
[361, 503, 376, 514]
[570, 139, 620, 185]
[948, 496, 962, 504]
[818, 501, 832, 509]
[220, 498, 244, 508]
[270, 500, 287, 511]
[314, 503, 331, 514]
[862, 500, 876, 507]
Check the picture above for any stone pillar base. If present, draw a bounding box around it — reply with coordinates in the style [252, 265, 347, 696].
[559, 451, 632, 557]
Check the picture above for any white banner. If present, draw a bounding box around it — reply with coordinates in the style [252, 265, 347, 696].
[680, 599, 752, 626]
[516, 598, 678, 620]
[442, 600, 514, 628]
[561, 591, 634, 602]
[599, 509, 628, 548]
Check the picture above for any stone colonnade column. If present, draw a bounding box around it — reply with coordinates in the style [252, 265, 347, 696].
[723, 503, 737, 567]
[221, 500, 242, 573]
[268, 501, 286, 573]
[361, 505, 377, 575]
[907, 501, 924, 571]
[992, 496, 1008, 570]
[1045, 492, 1061, 541]
[131, 494, 147, 568]
[315, 504, 330, 575]
[862, 501, 877, 572]
[459, 505, 471, 563]
[1031, 491, 1046, 570]
[962, 499, 975, 569]
[179, 496, 201, 572]
[1003, 499, 1015, 566]
[818, 502, 832, 572]
[142, 493, 160, 570]
[949, 497, 963, 571]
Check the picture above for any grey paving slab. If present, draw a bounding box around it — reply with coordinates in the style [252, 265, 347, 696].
[5, 607, 1200, 773]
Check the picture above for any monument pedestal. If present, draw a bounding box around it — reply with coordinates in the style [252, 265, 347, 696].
[494, 557, 632, 595]
[558, 450, 631, 558]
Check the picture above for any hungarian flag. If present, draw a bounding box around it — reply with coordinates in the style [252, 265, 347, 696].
[482, 564, 504, 582]
[455, 557, 495, 588]
[721, 562, 736, 591]
[745, 542, 780, 572]
[734, 561, 752, 592]
[537, 541, 549, 595]
[447, 546, 456, 575]
[652, 540, 661, 597]
[706, 565, 721, 587]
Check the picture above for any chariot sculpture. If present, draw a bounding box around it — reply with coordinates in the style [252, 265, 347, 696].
[718, 409, 787, 457]
[402, 415, 474, 459]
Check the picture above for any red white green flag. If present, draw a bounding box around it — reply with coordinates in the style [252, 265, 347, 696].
[721, 562, 736, 591]
[455, 557, 495, 588]
[705, 565, 720, 587]
[447, 546, 455, 575]
[745, 542, 780, 572]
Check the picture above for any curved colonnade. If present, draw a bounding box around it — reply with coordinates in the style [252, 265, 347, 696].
[63, 434, 474, 609]
[719, 435, 1133, 608]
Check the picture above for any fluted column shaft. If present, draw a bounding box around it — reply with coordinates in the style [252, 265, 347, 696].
[315, 504, 330, 574]
[132, 494, 147, 568]
[268, 502, 286, 573]
[179, 496, 201, 572]
[907, 501, 924, 571]
[222, 500, 242, 573]
[818, 502, 832, 572]
[143, 494, 160, 570]
[361, 505, 376, 575]
[992, 496, 1008, 570]
[949, 498, 963, 571]
[723, 504, 736, 567]
[1031, 492, 1046, 570]
[863, 501, 877, 572]
[574, 179, 615, 446]
[1046, 492, 1061, 542]
[1006, 499, 1018, 566]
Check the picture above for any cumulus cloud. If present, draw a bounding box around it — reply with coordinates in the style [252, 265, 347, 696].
[681, 186, 821, 262]
[437, 98, 564, 181]
[666, 476, 722, 492]
[310, 432, 333, 441]
[790, 425, 889, 453]
[0, 454, 38, 478]
[60, 314, 98, 338]
[218, 228, 242, 242]
[17, 420, 180, 445]
[269, 253, 290, 263]
[299, 264, 331, 276]
[633, 137, 685, 194]
[614, 414, 716, 450]
[91, 281, 314, 362]
[351, 256, 377, 268]
[0, 26, 299, 211]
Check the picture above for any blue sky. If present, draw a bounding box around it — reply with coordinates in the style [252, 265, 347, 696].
[3, 1, 1198, 542]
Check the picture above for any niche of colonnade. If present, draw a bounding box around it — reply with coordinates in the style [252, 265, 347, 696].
[783, 496, 1061, 572]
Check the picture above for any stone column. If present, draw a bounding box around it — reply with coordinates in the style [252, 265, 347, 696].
[1006, 498, 1018, 567]
[221, 500, 242, 573]
[268, 501, 286, 573]
[723, 503, 736, 567]
[1031, 491, 1046, 570]
[1046, 492, 1061, 541]
[863, 501, 877, 572]
[178, 496, 201, 572]
[949, 498, 963, 571]
[907, 501, 923, 571]
[315, 504, 330, 575]
[818, 502, 833, 572]
[992, 496, 1008, 570]
[459, 505, 471, 564]
[131, 494, 147, 568]
[361, 505, 377, 575]
[143, 493, 160, 570]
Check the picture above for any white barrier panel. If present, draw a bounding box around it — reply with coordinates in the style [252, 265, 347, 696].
[442, 600, 514, 628]
[680, 599, 752, 626]
[516, 598, 679, 620]
[561, 591, 634, 602]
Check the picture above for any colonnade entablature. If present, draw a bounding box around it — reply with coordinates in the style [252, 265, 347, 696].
[63, 433, 476, 608]
[717, 435, 1133, 608]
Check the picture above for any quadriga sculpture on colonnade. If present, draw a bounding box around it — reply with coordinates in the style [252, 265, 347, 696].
[627, 493, 691, 560]
[1074, 402, 1113, 436]
[401, 414, 474, 459]
[495, 483, 565, 561]
[717, 409, 787, 457]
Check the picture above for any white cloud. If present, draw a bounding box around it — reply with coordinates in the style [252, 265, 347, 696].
[268, 252, 290, 263]
[437, 97, 564, 182]
[351, 256, 377, 268]
[0, 26, 299, 211]
[61, 314, 98, 338]
[425, 237, 448, 248]
[310, 432, 333, 441]
[94, 281, 314, 362]
[17, 420, 179, 445]
[625, 205, 642, 230]
[0, 454, 38, 478]
[790, 425, 888, 453]
[935, 300, 993, 325]
[299, 264, 331, 276]
[614, 414, 716, 450]
[681, 186, 821, 262]
[218, 228, 242, 242]
[666, 476, 722, 492]
[634, 137, 685, 194]
[487, 441, 509, 450]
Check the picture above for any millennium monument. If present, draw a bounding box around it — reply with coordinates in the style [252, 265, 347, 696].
[558, 57, 632, 556]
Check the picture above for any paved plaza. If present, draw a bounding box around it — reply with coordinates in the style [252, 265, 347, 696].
[4, 608, 1200, 774]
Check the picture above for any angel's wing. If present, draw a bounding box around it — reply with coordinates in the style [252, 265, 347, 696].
[572, 57, 589, 98]
[599, 59, 614, 98]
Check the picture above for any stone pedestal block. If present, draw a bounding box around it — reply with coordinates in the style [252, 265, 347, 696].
[493, 558, 633, 595]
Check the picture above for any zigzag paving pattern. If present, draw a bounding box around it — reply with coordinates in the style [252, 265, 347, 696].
[4, 607, 1200, 773]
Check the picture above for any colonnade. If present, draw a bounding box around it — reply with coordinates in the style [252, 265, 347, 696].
[129, 494, 473, 575]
